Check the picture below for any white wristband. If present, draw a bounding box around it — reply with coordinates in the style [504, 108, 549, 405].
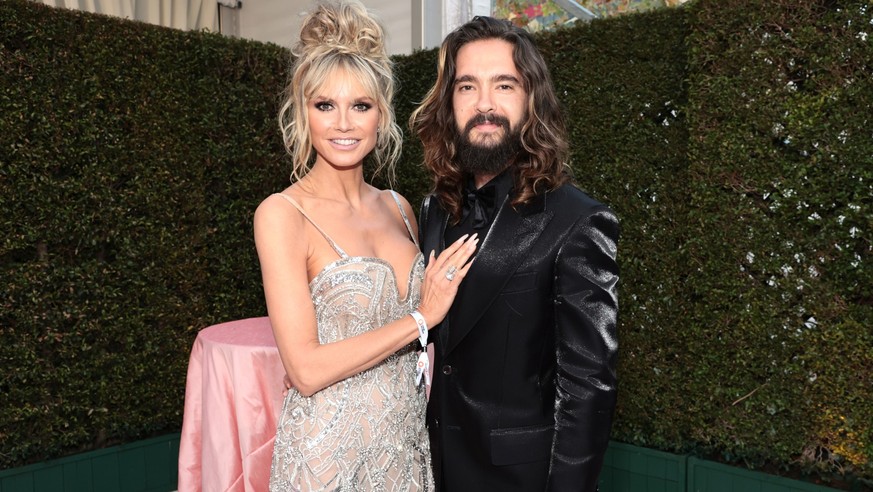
[415, 351, 430, 387]
[409, 310, 428, 349]
[410, 310, 430, 387]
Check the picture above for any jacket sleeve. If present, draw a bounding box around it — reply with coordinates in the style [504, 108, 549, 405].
[547, 206, 620, 492]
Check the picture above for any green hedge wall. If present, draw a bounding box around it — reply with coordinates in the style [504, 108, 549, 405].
[0, 0, 289, 467]
[1, 0, 870, 488]
[680, 0, 871, 485]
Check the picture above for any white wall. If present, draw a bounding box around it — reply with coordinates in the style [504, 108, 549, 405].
[32, 0, 483, 55]
[227, 0, 414, 55]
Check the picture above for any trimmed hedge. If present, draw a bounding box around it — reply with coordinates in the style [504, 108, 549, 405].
[1, 0, 288, 466]
[680, 0, 871, 484]
[0, 0, 869, 488]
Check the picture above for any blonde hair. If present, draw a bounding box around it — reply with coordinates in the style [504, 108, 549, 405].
[279, 0, 402, 184]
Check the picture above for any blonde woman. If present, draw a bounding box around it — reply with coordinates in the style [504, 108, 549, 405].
[254, 1, 475, 490]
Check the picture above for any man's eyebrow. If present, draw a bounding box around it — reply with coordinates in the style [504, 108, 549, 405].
[494, 74, 521, 84]
[453, 74, 521, 85]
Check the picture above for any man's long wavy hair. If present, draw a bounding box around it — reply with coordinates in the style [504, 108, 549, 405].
[410, 16, 570, 223]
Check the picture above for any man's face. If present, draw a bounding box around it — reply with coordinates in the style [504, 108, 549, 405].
[452, 38, 527, 174]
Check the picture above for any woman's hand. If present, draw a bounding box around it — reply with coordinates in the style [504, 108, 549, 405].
[283, 373, 293, 396]
[416, 233, 479, 328]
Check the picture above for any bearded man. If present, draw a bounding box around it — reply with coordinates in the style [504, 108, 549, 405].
[410, 15, 621, 492]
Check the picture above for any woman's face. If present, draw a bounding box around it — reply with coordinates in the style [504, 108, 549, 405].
[307, 69, 380, 171]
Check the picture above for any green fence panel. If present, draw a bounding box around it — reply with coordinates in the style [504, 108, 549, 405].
[687, 457, 841, 492]
[0, 434, 179, 492]
[3, 436, 855, 492]
[600, 441, 686, 492]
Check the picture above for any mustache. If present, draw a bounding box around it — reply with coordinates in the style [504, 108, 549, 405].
[463, 112, 511, 134]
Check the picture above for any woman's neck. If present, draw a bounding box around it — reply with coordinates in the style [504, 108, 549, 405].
[298, 164, 369, 208]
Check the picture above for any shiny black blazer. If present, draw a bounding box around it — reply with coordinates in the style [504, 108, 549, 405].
[419, 183, 619, 492]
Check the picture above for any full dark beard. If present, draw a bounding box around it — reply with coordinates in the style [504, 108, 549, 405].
[454, 113, 521, 176]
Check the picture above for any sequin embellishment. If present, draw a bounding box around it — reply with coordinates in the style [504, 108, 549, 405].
[269, 254, 434, 491]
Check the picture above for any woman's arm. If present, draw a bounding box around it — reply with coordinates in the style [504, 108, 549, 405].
[254, 194, 476, 397]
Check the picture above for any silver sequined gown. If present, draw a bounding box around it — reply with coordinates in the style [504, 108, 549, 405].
[269, 192, 434, 492]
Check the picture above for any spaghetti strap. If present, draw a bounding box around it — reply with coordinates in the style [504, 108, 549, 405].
[389, 190, 419, 249]
[272, 193, 348, 258]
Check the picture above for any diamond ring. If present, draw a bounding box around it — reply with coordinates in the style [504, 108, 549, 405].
[445, 265, 457, 281]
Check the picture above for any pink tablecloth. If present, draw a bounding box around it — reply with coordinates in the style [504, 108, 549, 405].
[178, 317, 285, 492]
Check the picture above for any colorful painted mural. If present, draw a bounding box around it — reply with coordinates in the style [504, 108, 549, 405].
[493, 0, 688, 32]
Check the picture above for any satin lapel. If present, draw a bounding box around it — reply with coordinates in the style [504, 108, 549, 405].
[421, 195, 449, 259]
[446, 194, 553, 354]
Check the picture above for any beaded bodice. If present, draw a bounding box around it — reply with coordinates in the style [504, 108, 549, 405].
[269, 192, 434, 491]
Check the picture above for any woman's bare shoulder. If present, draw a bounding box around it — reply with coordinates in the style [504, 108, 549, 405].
[375, 188, 417, 232]
[375, 187, 413, 209]
[254, 189, 309, 239]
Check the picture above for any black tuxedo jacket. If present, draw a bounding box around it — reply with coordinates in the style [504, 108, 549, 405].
[419, 183, 619, 492]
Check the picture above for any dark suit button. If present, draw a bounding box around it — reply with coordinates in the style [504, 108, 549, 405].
[442, 365, 452, 375]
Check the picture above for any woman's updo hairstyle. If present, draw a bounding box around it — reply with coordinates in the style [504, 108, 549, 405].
[279, 0, 402, 184]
